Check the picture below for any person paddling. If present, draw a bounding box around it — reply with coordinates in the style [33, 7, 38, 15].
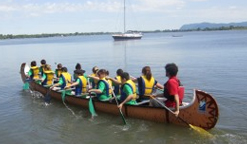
[27, 61, 39, 80]
[132, 66, 163, 101]
[112, 69, 123, 96]
[88, 69, 111, 101]
[54, 63, 62, 83]
[27, 61, 41, 84]
[41, 64, 55, 86]
[65, 69, 87, 96]
[149, 63, 184, 117]
[89, 66, 99, 89]
[118, 72, 137, 110]
[73, 63, 82, 81]
[50, 67, 72, 93]
[39, 59, 46, 76]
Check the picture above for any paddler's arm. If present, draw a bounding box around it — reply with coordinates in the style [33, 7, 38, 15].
[26, 70, 32, 78]
[65, 79, 79, 89]
[88, 81, 104, 94]
[50, 77, 63, 89]
[118, 84, 134, 110]
[118, 94, 134, 110]
[174, 94, 180, 117]
[41, 74, 46, 83]
[155, 82, 164, 89]
[107, 77, 121, 85]
[87, 75, 99, 80]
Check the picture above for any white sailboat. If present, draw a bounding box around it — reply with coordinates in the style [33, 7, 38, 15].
[112, 0, 142, 40]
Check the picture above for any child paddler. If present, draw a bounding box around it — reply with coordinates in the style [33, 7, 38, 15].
[107, 68, 124, 97]
[54, 63, 62, 83]
[26, 61, 41, 84]
[41, 64, 55, 87]
[132, 66, 163, 101]
[88, 69, 111, 101]
[65, 69, 87, 97]
[50, 67, 72, 94]
[73, 63, 82, 81]
[89, 66, 99, 89]
[118, 72, 137, 110]
[39, 59, 46, 76]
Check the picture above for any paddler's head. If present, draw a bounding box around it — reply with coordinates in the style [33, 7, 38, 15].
[120, 72, 130, 83]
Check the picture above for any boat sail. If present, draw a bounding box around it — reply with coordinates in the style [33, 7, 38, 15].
[112, 0, 142, 40]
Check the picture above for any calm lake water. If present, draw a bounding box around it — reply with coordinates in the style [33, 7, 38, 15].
[0, 30, 247, 144]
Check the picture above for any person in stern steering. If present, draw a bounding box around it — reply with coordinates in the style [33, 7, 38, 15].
[88, 69, 111, 101]
[27, 61, 41, 84]
[149, 63, 184, 117]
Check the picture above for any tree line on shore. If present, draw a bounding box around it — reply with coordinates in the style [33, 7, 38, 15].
[1, 26, 247, 40]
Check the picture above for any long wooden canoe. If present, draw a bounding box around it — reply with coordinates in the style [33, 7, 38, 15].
[20, 63, 219, 129]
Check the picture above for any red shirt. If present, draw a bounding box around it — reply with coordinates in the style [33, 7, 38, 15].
[165, 76, 179, 107]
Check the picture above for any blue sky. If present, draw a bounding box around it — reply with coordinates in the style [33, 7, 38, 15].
[0, 0, 246, 34]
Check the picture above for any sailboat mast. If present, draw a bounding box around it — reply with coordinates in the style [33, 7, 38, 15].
[124, 0, 126, 33]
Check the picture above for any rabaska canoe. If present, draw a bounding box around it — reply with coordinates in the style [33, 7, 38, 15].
[20, 63, 219, 129]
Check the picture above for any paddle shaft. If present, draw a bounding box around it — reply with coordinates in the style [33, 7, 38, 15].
[150, 95, 190, 125]
[111, 87, 127, 125]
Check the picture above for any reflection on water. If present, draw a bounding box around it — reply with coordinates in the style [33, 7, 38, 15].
[0, 31, 247, 143]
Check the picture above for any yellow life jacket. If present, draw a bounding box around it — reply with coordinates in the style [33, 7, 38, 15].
[30, 66, 39, 79]
[107, 79, 113, 95]
[78, 75, 87, 93]
[44, 70, 55, 85]
[61, 72, 72, 89]
[113, 76, 121, 95]
[141, 75, 155, 95]
[121, 80, 137, 101]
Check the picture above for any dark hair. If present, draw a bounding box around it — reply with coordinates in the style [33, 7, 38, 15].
[75, 63, 81, 70]
[41, 59, 46, 65]
[165, 63, 178, 76]
[106, 70, 109, 76]
[31, 61, 36, 67]
[116, 69, 123, 76]
[142, 66, 152, 81]
[62, 67, 68, 72]
[92, 66, 99, 73]
[121, 72, 130, 80]
[57, 63, 62, 69]
[74, 69, 85, 75]
[97, 69, 107, 75]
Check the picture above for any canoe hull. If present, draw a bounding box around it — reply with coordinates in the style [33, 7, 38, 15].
[20, 63, 219, 129]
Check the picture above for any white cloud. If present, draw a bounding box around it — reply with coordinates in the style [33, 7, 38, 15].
[0, 0, 185, 16]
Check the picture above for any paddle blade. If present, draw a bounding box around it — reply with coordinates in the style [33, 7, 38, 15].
[23, 82, 29, 90]
[44, 89, 51, 103]
[189, 124, 214, 138]
[89, 97, 97, 117]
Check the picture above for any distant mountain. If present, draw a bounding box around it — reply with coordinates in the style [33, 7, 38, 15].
[180, 22, 247, 30]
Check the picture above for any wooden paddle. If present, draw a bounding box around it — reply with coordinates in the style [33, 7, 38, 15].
[111, 87, 127, 125]
[149, 95, 213, 137]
